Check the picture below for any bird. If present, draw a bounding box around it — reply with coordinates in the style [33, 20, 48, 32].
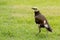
[32, 7, 52, 34]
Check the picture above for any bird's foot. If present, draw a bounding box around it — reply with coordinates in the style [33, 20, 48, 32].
[36, 32, 40, 36]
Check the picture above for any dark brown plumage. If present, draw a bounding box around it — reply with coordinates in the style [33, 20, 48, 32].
[32, 7, 52, 34]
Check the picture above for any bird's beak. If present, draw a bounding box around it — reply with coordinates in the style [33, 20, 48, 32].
[32, 8, 34, 10]
[32, 7, 38, 10]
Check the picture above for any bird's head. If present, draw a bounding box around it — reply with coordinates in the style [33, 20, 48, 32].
[32, 7, 39, 12]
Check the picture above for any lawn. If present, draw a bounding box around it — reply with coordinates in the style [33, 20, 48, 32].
[0, 0, 60, 40]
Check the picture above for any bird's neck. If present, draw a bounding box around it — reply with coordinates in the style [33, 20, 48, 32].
[34, 11, 41, 16]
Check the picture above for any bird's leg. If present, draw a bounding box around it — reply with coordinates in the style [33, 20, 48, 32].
[38, 24, 41, 33]
[36, 24, 41, 36]
[38, 26, 41, 33]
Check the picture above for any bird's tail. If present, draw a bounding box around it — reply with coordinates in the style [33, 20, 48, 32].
[44, 24, 52, 32]
[46, 27, 52, 32]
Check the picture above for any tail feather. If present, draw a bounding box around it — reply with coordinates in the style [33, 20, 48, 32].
[46, 27, 52, 32]
[44, 24, 52, 32]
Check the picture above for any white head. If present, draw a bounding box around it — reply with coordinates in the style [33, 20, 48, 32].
[32, 7, 39, 12]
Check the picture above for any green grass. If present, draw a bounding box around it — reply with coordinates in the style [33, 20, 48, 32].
[0, 0, 60, 40]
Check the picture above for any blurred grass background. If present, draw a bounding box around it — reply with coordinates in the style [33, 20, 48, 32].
[0, 0, 60, 40]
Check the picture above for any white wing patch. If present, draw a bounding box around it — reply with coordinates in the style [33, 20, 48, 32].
[44, 24, 48, 28]
[44, 20, 46, 24]
[44, 20, 48, 28]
